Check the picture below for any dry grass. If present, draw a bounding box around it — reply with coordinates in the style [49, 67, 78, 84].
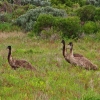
[0, 31, 25, 39]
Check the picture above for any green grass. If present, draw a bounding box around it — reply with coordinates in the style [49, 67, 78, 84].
[0, 32, 100, 100]
[0, 22, 21, 32]
[0, 22, 12, 32]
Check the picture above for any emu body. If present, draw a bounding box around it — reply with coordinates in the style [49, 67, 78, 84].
[67, 42, 98, 70]
[7, 46, 36, 71]
[61, 40, 83, 63]
[61, 40, 98, 70]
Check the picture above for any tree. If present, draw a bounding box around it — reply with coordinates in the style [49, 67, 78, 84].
[76, 5, 96, 21]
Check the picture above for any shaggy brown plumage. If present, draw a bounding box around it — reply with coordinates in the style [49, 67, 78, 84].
[61, 40, 83, 63]
[7, 46, 36, 71]
[66, 42, 98, 70]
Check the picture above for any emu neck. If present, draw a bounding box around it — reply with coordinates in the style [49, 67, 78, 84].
[70, 46, 73, 56]
[8, 48, 11, 62]
[62, 42, 66, 57]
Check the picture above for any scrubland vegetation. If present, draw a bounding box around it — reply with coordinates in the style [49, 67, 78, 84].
[0, 0, 100, 100]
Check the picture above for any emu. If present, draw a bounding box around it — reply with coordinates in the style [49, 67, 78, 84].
[7, 46, 37, 71]
[61, 40, 98, 70]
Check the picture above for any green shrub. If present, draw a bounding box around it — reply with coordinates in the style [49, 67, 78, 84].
[86, 0, 100, 7]
[33, 14, 55, 34]
[12, 4, 36, 19]
[0, 22, 12, 32]
[79, 0, 87, 6]
[14, 6, 67, 31]
[12, 8, 26, 19]
[34, 14, 81, 38]
[20, 4, 36, 11]
[94, 8, 100, 21]
[27, 4, 36, 10]
[52, 4, 67, 10]
[21, 0, 51, 6]
[56, 16, 81, 38]
[0, 13, 12, 22]
[76, 5, 96, 21]
[0, 22, 20, 32]
[51, 0, 87, 7]
[5, 0, 14, 4]
[95, 21, 100, 32]
[0, 1, 13, 13]
[83, 21, 98, 34]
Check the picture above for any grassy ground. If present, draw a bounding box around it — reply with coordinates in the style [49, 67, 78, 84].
[0, 32, 100, 100]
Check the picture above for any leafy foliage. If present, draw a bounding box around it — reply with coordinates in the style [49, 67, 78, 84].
[12, 4, 36, 19]
[12, 8, 26, 19]
[51, 0, 87, 7]
[0, 22, 11, 32]
[0, 0, 100, 39]
[94, 8, 100, 21]
[2, 0, 14, 4]
[56, 16, 81, 38]
[0, 22, 20, 32]
[21, 0, 51, 6]
[34, 14, 81, 38]
[0, 0, 51, 7]
[86, 0, 100, 7]
[0, 1, 13, 13]
[76, 5, 96, 21]
[95, 21, 100, 32]
[33, 14, 55, 34]
[0, 13, 12, 22]
[83, 21, 98, 34]
[14, 6, 67, 31]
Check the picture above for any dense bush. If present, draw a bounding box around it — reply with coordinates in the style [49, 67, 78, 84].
[51, 0, 86, 7]
[0, 13, 12, 22]
[83, 21, 98, 34]
[0, 22, 11, 32]
[21, 0, 51, 6]
[12, 4, 36, 19]
[0, 22, 20, 32]
[12, 8, 26, 19]
[0, 1, 13, 13]
[76, 5, 96, 21]
[56, 16, 81, 38]
[14, 6, 67, 31]
[95, 21, 100, 32]
[3, 0, 14, 4]
[94, 8, 100, 21]
[33, 14, 55, 34]
[0, 0, 51, 6]
[86, 0, 100, 7]
[78, 0, 87, 6]
[34, 14, 81, 38]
